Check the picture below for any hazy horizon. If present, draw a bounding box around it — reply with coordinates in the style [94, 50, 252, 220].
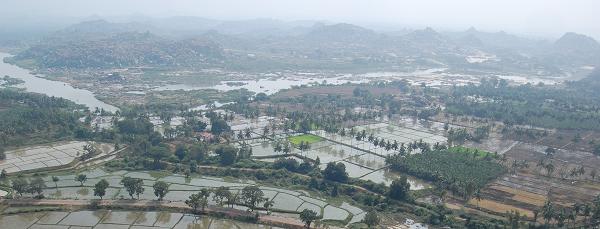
[1, 0, 599, 40]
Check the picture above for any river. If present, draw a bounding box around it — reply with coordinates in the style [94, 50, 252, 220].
[0, 52, 118, 112]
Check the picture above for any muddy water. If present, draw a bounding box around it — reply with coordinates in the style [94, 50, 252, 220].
[0, 52, 118, 112]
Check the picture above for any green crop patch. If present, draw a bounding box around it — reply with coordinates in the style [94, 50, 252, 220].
[287, 134, 323, 145]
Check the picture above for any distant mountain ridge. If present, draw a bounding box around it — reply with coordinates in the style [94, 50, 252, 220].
[8, 18, 600, 73]
[13, 30, 223, 68]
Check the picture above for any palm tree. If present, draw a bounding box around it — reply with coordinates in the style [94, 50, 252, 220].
[533, 209, 539, 225]
[545, 163, 555, 177]
[474, 189, 482, 209]
[542, 200, 555, 226]
[244, 128, 252, 139]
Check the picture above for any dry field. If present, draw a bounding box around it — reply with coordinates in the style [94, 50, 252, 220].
[463, 141, 600, 219]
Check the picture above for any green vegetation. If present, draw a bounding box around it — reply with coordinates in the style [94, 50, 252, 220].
[152, 181, 169, 201]
[93, 179, 109, 199]
[0, 89, 87, 147]
[288, 134, 323, 145]
[121, 176, 145, 199]
[388, 176, 411, 201]
[323, 162, 349, 183]
[387, 149, 505, 198]
[300, 209, 319, 228]
[363, 210, 380, 228]
[241, 185, 265, 212]
[448, 146, 498, 159]
[75, 174, 87, 186]
[443, 77, 600, 130]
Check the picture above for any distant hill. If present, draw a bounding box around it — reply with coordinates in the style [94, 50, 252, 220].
[554, 32, 600, 52]
[547, 32, 600, 66]
[12, 31, 223, 68]
[304, 23, 380, 43]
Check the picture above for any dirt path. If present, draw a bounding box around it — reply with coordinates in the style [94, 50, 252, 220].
[0, 198, 306, 228]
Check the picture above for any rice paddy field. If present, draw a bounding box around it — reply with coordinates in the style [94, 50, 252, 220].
[0, 141, 115, 174]
[4, 168, 364, 224]
[311, 122, 447, 156]
[0, 210, 280, 229]
[305, 122, 446, 189]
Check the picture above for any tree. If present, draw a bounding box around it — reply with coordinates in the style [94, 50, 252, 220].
[323, 162, 349, 183]
[241, 185, 264, 211]
[244, 128, 252, 139]
[388, 176, 411, 200]
[198, 188, 211, 212]
[542, 200, 555, 226]
[226, 192, 238, 208]
[175, 144, 187, 161]
[300, 209, 319, 228]
[93, 179, 109, 199]
[545, 147, 556, 157]
[186, 193, 202, 213]
[149, 145, 171, 169]
[153, 181, 169, 201]
[213, 186, 232, 206]
[507, 210, 522, 229]
[363, 210, 380, 228]
[210, 118, 230, 135]
[75, 174, 87, 186]
[263, 199, 275, 215]
[189, 144, 207, 161]
[545, 163, 555, 176]
[121, 177, 144, 199]
[0, 147, 5, 160]
[52, 176, 60, 188]
[29, 177, 47, 197]
[11, 177, 29, 197]
[0, 169, 7, 179]
[215, 145, 237, 165]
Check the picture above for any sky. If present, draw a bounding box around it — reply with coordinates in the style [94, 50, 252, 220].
[2, 0, 599, 39]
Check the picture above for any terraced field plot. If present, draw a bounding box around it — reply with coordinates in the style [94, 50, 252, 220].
[0, 210, 279, 229]
[0, 141, 114, 174]
[30, 169, 363, 223]
[308, 122, 443, 189]
[311, 123, 446, 156]
[249, 137, 429, 190]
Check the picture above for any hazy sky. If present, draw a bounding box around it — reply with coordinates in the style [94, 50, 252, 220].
[2, 0, 599, 39]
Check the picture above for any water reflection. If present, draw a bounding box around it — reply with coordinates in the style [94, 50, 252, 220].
[0, 52, 118, 112]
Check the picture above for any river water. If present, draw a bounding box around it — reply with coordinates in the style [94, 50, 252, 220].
[0, 52, 118, 112]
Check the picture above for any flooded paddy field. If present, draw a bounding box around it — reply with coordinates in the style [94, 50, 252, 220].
[311, 122, 447, 156]
[15, 168, 364, 223]
[0, 141, 115, 174]
[249, 132, 431, 190]
[0, 210, 279, 229]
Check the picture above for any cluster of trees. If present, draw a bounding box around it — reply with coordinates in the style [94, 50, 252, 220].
[444, 79, 600, 130]
[387, 149, 505, 198]
[341, 127, 440, 155]
[0, 89, 87, 147]
[184, 185, 273, 214]
[272, 158, 315, 174]
[323, 162, 349, 183]
[10, 176, 47, 198]
[264, 83, 428, 135]
[446, 126, 490, 146]
[531, 197, 600, 228]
